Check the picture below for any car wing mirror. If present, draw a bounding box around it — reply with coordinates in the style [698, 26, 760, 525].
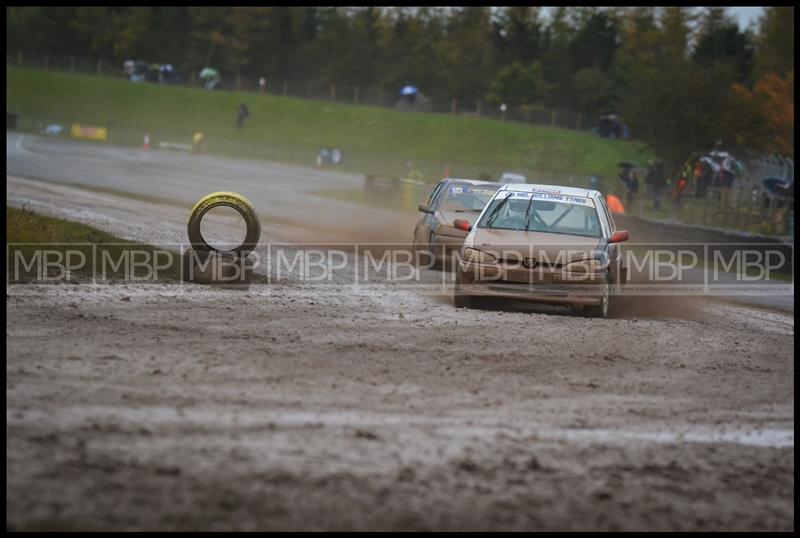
[454, 218, 472, 232]
[610, 230, 629, 243]
[418, 203, 434, 214]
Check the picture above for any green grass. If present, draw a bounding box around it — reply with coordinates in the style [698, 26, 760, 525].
[7, 66, 650, 182]
[7, 206, 182, 282]
[11, 67, 787, 236]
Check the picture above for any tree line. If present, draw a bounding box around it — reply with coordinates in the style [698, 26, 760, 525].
[7, 6, 794, 169]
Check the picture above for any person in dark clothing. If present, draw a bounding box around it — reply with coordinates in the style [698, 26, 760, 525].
[619, 165, 639, 207]
[646, 161, 666, 209]
[236, 103, 250, 128]
[675, 177, 689, 209]
[628, 171, 640, 206]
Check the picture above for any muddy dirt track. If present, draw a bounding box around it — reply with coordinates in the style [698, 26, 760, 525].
[5, 138, 795, 531]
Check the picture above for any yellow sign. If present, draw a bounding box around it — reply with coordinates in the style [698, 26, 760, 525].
[70, 124, 108, 141]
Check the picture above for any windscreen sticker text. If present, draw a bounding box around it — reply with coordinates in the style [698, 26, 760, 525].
[501, 192, 592, 205]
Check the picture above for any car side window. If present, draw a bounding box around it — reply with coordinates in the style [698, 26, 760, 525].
[428, 181, 446, 206]
[597, 197, 616, 235]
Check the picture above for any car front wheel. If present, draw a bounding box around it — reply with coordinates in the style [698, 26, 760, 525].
[413, 233, 434, 268]
[453, 271, 474, 308]
[583, 278, 610, 319]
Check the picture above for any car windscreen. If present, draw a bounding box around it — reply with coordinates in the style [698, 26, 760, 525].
[439, 185, 499, 212]
[477, 192, 602, 238]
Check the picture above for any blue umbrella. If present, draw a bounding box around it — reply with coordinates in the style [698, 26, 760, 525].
[763, 177, 793, 197]
[400, 85, 418, 96]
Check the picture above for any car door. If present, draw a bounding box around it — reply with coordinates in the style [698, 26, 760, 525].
[415, 180, 446, 247]
[431, 184, 478, 252]
[596, 196, 625, 285]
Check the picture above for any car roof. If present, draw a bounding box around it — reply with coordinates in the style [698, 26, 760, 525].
[497, 183, 601, 199]
[444, 178, 504, 187]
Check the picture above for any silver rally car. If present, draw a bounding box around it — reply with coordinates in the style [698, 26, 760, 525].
[453, 184, 630, 318]
[413, 178, 503, 266]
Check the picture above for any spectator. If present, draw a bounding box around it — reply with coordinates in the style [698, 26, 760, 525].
[192, 132, 205, 153]
[237, 103, 250, 128]
[645, 161, 666, 209]
[629, 171, 640, 205]
[674, 176, 689, 209]
[619, 165, 639, 206]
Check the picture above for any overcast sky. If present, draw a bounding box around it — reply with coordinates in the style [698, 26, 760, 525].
[388, 7, 767, 31]
[533, 6, 766, 30]
[726, 6, 764, 29]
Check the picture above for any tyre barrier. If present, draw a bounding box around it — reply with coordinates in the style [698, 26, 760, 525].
[185, 192, 261, 284]
[187, 191, 261, 255]
[183, 248, 255, 285]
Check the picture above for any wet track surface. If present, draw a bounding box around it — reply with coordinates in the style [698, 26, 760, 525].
[7, 133, 415, 243]
[6, 135, 795, 530]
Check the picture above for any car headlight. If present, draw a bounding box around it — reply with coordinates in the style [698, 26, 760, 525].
[564, 258, 608, 272]
[463, 248, 497, 263]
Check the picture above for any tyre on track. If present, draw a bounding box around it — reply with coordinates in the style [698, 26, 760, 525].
[187, 191, 261, 256]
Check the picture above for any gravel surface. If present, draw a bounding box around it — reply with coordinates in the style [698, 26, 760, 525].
[6, 162, 794, 531]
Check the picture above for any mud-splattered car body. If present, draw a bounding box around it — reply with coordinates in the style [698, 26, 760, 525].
[454, 184, 629, 317]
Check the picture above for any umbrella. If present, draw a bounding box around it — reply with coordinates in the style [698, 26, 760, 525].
[400, 85, 418, 96]
[617, 161, 637, 169]
[763, 177, 793, 197]
[200, 67, 219, 79]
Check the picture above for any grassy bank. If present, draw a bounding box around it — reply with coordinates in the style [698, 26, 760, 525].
[7, 66, 649, 182]
[7, 206, 182, 282]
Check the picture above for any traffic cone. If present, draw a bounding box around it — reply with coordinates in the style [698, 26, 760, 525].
[143, 133, 150, 150]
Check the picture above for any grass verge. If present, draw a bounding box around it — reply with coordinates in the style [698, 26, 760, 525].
[7, 206, 182, 283]
[7, 66, 650, 182]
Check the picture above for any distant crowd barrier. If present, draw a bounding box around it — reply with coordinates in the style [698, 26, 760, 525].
[8, 51, 592, 132]
[158, 141, 192, 152]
